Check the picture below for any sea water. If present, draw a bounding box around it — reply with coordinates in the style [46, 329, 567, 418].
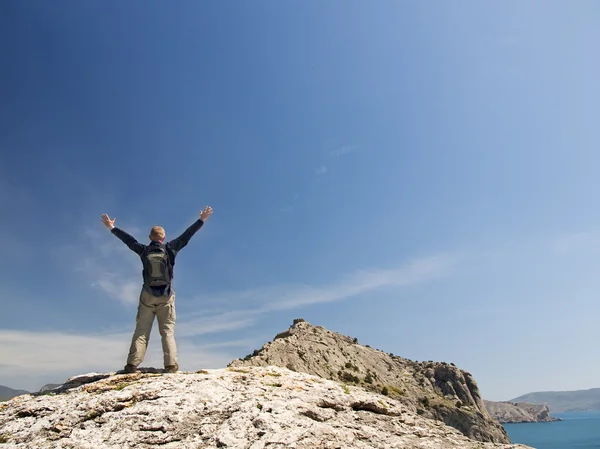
[503, 412, 600, 449]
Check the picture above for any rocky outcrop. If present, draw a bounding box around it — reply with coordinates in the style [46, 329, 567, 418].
[38, 384, 62, 394]
[229, 319, 511, 444]
[484, 400, 561, 423]
[0, 366, 532, 448]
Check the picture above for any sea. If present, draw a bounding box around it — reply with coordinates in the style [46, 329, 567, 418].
[503, 412, 600, 449]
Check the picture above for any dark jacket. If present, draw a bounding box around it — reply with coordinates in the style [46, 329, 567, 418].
[111, 218, 204, 296]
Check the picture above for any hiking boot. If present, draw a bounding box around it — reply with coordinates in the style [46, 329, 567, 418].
[164, 364, 179, 373]
[123, 364, 138, 374]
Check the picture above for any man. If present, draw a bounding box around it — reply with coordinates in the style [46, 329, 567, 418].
[100, 206, 213, 373]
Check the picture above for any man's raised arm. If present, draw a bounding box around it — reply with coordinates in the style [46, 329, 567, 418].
[101, 213, 145, 255]
[168, 206, 213, 252]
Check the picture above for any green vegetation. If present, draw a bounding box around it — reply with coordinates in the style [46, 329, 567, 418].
[0, 433, 9, 444]
[242, 349, 261, 361]
[387, 385, 404, 396]
[344, 362, 359, 372]
[228, 367, 250, 374]
[342, 385, 350, 394]
[380, 385, 404, 397]
[338, 370, 360, 383]
[84, 409, 102, 421]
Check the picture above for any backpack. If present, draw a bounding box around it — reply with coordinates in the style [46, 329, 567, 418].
[141, 244, 172, 287]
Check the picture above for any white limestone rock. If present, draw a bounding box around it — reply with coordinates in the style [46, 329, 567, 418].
[0, 366, 532, 449]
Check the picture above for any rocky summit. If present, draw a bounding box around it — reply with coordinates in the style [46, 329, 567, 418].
[229, 319, 511, 444]
[0, 366, 531, 449]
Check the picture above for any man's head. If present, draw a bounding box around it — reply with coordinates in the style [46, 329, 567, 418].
[149, 226, 166, 243]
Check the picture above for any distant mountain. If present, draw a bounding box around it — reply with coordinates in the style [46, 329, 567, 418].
[511, 388, 600, 413]
[0, 385, 29, 402]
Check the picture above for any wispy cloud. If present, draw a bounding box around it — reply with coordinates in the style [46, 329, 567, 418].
[0, 329, 254, 391]
[282, 143, 354, 212]
[190, 253, 459, 317]
[315, 165, 328, 175]
[74, 224, 144, 306]
[93, 278, 140, 305]
[330, 145, 355, 157]
[549, 229, 600, 254]
[264, 254, 457, 311]
[175, 310, 259, 338]
[279, 194, 300, 214]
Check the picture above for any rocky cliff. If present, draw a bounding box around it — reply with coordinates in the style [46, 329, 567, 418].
[484, 400, 561, 423]
[0, 366, 532, 449]
[229, 319, 511, 444]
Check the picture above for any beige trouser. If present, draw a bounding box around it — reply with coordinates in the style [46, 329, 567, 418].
[126, 288, 177, 367]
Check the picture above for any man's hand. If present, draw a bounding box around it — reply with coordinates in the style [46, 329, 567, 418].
[200, 206, 213, 221]
[101, 214, 116, 230]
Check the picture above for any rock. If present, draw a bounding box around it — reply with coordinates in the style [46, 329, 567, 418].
[0, 366, 532, 448]
[229, 319, 511, 444]
[484, 400, 562, 423]
[38, 384, 62, 394]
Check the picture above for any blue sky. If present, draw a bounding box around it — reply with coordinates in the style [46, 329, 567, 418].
[1, 1, 599, 400]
